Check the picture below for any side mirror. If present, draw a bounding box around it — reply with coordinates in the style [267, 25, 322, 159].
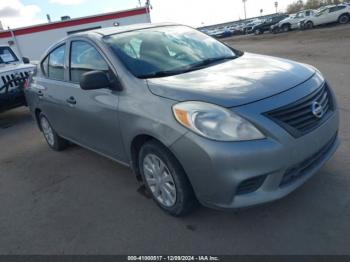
[23, 57, 30, 64]
[80, 71, 111, 90]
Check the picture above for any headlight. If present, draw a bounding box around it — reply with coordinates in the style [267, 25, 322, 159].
[173, 101, 265, 141]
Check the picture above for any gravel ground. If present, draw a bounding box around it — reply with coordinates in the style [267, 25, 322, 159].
[0, 24, 350, 255]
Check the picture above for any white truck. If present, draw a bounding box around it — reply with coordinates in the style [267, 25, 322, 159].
[271, 10, 315, 33]
[0, 45, 35, 112]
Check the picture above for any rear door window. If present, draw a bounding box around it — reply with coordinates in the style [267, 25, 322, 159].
[330, 6, 345, 12]
[48, 45, 66, 81]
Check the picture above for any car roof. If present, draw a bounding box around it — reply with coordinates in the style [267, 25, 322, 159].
[43, 22, 183, 59]
[89, 22, 180, 37]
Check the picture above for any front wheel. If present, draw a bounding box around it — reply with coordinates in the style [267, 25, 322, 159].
[39, 113, 69, 151]
[281, 24, 290, 32]
[338, 14, 350, 24]
[139, 140, 197, 216]
[305, 21, 314, 30]
[254, 29, 262, 35]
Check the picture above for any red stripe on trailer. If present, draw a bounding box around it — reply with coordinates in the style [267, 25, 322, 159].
[0, 8, 148, 38]
[0, 32, 11, 38]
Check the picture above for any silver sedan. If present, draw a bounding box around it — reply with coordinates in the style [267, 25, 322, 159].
[25, 23, 339, 216]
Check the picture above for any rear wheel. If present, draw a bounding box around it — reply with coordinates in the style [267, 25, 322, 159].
[139, 140, 197, 216]
[39, 113, 68, 151]
[338, 14, 350, 24]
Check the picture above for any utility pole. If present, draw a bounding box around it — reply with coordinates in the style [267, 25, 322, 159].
[145, 0, 152, 22]
[145, 0, 152, 11]
[275, 1, 278, 13]
[242, 0, 247, 20]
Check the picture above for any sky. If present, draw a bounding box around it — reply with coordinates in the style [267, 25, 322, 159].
[0, 0, 295, 29]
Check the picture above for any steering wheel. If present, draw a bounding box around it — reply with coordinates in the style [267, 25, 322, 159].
[174, 52, 188, 60]
[124, 43, 138, 58]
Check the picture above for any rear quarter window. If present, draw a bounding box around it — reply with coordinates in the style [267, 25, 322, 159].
[41, 56, 49, 76]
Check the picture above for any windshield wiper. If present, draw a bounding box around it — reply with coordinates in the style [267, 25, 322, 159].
[188, 56, 237, 70]
[138, 56, 237, 79]
[138, 69, 187, 79]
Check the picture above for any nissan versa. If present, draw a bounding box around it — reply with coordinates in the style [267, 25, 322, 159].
[25, 23, 339, 216]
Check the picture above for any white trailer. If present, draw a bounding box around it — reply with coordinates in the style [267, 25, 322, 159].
[0, 7, 150, 62]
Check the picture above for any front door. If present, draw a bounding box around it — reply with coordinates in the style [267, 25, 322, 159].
[315, 9, 331, 25]
[64, 40, 126, 162]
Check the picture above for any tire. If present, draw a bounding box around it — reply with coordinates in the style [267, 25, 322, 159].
[306, 21, 314, 30]
[338, 14, 350, 24]
[281, 24, 290, 32]
[39, 113, 69, 151]
[139, 140, 197, 216]
[254, 29, 261, 35]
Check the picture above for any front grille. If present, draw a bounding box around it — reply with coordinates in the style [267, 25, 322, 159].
[0, 71, 30, 92]
[267, 83, 333, 137]
[280, 134, 337, 187]
[236, 175, 267, 195]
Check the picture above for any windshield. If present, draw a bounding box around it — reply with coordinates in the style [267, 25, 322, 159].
[104, 25, 238, 78]
[0, 46, 19, 64]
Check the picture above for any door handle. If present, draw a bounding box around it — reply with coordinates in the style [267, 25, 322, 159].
[37, 90, 44, 97]
[66, 96, 77, 105]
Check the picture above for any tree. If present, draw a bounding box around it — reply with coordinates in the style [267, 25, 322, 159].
[286, 0, 344, 13]
[323, 0, 342, 5]
[304, 0, 322, 9]
[286, 0, 304, 13]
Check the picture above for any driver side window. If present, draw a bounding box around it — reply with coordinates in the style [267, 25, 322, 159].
[319, 9, 329, 15]
[70, 41, 109, 83]
[296, 12, 304, 18]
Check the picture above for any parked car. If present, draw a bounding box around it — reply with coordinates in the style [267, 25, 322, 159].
[0, 45, 35, 113]
[302, 4, 350, 29]
[272, 10, 315, 33]
[233, 23, 246, 34]
[209, 27, 233, 38]
[226, 25, 242, 36]
[25, 23, 339, 216]
[243, 19, 265, 34]
[252, 14, 289, 35]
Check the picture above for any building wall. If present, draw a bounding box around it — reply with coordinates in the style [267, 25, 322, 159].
[0, 9, 150, 62]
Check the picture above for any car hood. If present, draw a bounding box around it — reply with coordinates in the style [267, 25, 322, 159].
[279, 17, 293, 24]
[146, 53, 315, 108]
[0, 63, 35, 74]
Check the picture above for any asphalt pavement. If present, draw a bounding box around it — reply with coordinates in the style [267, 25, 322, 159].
[0, 24, 350, 255]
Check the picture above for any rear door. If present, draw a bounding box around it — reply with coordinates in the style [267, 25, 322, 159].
[37, 44, 73, 138]
[64, 39, 126, 161]
[329, 6, 347, 22]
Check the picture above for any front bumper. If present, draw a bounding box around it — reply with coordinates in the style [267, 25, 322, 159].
[170, 76, 340, 209]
